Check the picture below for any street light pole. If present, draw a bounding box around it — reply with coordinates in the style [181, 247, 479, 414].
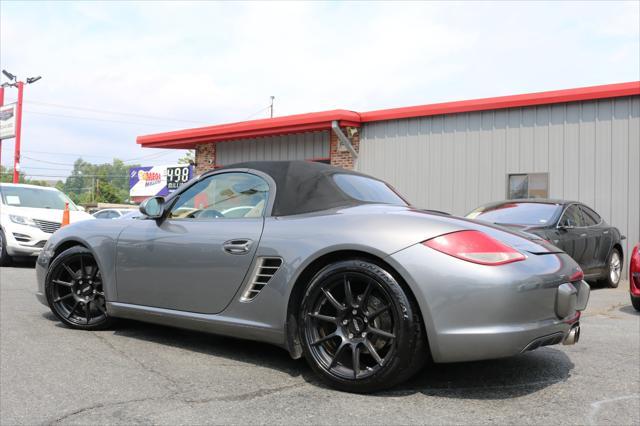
[1, 70, 42, 183]
[12, 81, 24, 183]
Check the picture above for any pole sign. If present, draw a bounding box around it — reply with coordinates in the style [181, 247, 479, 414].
[0, 103, 17, 140]
[129, 164, 193, 198]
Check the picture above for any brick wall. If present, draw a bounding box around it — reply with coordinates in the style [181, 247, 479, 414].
[329, 128, 359, 170]
[195, 143, 216, 175]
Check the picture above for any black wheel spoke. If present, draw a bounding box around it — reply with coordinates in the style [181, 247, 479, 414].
[311, 333, 338, 346]
[85, 302, 91, 324]
[52, 279, 73, 287]
[67, 301, 79, 318]
[364, 340, 383, 365]
[62, 263, 76, 278]
[360, 281, 373, 308]
[53, 293, 73, 303]
[80, 255, 85, 277]
[367, 304, 390, 321]
[344, 276, 354, 307]
[352, 343, 360, 378]
[308, 312, 337, 324]
[329, 343, 347, 369]
[322, 288, 345, 311]
[368, 326, 395, 340]
[89, 265, 98, 281]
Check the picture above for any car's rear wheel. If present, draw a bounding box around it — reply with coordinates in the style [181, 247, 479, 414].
[0, 229, 12, 267]
[45, 246, 114, 330]
[299, 260, 426, 393]
[600, 248, 622, 288]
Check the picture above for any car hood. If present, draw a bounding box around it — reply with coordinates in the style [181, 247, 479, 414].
[1, 205, 94, 224]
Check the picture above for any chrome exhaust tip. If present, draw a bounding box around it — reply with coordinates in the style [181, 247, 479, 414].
[563, 324, 580, 345]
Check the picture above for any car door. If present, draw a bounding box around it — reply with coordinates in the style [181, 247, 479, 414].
[554, 204, 587, 268]
[579, 204, 611, 274]
[115, 171, 270, 314]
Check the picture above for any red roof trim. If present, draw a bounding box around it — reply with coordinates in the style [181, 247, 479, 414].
[138, 82, 639, 148]
[137, 110, 361, 149]
[360, 81, 640, 122]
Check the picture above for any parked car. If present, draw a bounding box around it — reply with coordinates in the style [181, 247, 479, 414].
[35, 161, 589, 393]
[117, 210, 144, 220]
[467, 200, 624, 288]
[630, 243, 640, 311]
[0, 183, 94, 265]
[92, 209, 135, 219]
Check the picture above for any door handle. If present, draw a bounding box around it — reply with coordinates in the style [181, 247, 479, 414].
[223, 239, 252, 255]
[580, 233, 587, 238]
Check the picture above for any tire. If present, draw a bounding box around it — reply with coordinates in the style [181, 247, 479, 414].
[599, 248, 622, 288]
[45, 246, 114, 330]
[0, 229, 13, 267]
[632, 295, 640, 312]
[299, 259, 426, 393]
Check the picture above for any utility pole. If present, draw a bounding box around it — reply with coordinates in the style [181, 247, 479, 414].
[269, 96, 275, 118]
[1, 70, 42, 183]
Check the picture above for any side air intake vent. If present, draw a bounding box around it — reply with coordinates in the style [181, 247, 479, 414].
[240, 257, 283, 302]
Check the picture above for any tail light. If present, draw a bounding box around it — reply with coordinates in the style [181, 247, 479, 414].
[569, 269, 584, 282]
[423, 230, 526, 266]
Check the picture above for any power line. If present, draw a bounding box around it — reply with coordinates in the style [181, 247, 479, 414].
[26, 100, 208, 124]
[24, 110, 177, 128]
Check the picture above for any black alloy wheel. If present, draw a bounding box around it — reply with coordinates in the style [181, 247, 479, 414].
[300, 260, 426, 393]
[45, 246, 113, 330]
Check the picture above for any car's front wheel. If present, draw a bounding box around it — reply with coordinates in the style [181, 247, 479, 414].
[0, 229, 12, 266]
[45, 246, 114, 330]
[631, 295, 640, 311]
[299, 260, 426, 393]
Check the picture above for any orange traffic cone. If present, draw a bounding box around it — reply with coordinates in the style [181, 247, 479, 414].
[60, 203, 70, 228]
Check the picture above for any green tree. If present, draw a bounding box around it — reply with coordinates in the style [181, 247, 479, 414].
[178, 150, 195, 165]
[0, 165, 50, 186]
[62, 158, 139, 204]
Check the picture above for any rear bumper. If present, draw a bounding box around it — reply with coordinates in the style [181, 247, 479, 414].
[388, 244, 589, 363]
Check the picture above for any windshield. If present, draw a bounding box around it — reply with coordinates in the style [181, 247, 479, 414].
[467, 202, 561, 226]
[0, 186, 78, 211]
[333, 174, 408, 206]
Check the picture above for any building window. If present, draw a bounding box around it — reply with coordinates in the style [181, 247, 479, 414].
[507, 173, 549, 199]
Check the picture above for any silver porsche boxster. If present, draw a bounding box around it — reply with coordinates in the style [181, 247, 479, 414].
[36, 161, 590, 393]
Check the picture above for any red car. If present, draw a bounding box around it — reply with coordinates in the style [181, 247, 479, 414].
[631, 243, 640, 311]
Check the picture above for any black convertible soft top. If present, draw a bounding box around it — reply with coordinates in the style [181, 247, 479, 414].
[219, 161, 394, 216]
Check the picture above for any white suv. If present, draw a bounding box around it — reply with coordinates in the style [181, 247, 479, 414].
[0, 183, 94, 265]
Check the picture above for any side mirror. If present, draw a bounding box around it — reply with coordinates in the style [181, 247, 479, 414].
[139, 196, 165, 219]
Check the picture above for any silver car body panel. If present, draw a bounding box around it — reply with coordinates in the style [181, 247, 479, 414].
[36, 168, 589, 363]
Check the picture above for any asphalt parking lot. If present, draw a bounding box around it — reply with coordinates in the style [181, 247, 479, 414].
[1, 263, 638, 425]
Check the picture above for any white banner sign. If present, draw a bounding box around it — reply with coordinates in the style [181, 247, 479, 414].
[0, 104, 17, 140]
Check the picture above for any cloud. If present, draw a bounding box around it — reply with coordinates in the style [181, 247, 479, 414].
[0, 1, 638, 177]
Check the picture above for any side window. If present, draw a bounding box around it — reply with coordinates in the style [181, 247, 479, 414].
[168, 172, 269, 220]
[559, 205, 583, 227]
[580, 205, 601, 226]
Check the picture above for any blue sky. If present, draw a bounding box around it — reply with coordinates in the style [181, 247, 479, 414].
[1, 1, 638, 179]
